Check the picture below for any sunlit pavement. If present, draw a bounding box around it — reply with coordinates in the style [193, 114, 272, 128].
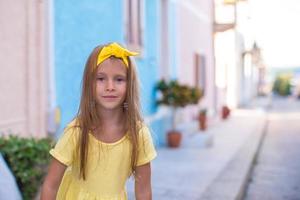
[244, 97, 300, 200]
[126, 98, 269, 199]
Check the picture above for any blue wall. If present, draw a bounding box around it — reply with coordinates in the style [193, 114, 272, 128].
[54, 0, 163, 141]
[54, 0, 124, 134]
[138, 0, 160, 116]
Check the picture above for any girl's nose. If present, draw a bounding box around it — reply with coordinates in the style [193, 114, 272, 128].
[106, 79, 115, 91]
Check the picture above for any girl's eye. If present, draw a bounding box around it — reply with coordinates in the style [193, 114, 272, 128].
[116, 77, 126, 82]
[97, 77, 105, 81]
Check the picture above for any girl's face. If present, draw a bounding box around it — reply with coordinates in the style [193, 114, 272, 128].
[95, 58, 127, 111]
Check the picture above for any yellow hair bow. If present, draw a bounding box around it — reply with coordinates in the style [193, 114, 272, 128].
[97, 42, 139, 67]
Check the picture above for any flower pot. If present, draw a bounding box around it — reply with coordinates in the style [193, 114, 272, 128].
[221, 106, 230, 119]
[167, 130, 182, 148]
[199, 114, 207, 130]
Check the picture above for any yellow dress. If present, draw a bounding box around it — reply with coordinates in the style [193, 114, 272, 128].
[49, 120, 157, 200]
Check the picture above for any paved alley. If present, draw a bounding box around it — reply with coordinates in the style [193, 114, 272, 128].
[127, 105, 267, 199]
[244, 97, 300, 200]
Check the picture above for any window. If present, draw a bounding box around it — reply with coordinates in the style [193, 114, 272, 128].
[125, 0, 144, 51]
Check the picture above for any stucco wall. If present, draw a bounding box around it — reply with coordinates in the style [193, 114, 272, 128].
[54, 0, 125, 135]
[176, 0, 215, 113]
[0, 0, 48, 137]
[54, 0, 162, 136]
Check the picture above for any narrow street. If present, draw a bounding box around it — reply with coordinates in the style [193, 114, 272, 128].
[244, 98, 300, 200]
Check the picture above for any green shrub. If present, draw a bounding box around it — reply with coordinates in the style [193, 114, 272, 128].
[156, 79, 203, 131]
[272, 74, 292, 96]
[0, 135, 53, 200]
[156, 79, 203, 107]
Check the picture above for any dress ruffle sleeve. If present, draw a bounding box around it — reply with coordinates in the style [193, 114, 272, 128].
[49, 120, 80, 166]
[136, 125, 157, 166]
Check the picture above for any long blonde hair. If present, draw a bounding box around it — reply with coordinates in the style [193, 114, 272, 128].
[74, 44, 142, 180]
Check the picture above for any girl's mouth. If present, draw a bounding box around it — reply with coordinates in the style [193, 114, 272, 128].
[102, 96, 118, 99]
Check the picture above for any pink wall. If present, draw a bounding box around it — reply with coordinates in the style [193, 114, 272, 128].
[175, 0, 216, 114]
[0, 0, 49, 137]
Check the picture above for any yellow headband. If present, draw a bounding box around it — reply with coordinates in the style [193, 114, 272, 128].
[96, 42, 139, 67]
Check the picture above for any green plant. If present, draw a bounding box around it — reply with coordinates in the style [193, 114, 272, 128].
[272, 74, 292, 96]
[0, 135, 54, 200]
[190, 87, 203, 104]
[156, 80, 203, 107]
[156, 79, 203, 130]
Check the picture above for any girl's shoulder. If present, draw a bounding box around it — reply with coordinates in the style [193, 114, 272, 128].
[137, 121, 152, 137]
[137, 120, 147, 129]
[61, 118, 81, 139]
[136, 121, 146, 131]
[66, 118, 80, 129]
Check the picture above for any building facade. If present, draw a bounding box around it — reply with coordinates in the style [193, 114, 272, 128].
[0, 0, 217, 147]
[0, 0, 50, 137]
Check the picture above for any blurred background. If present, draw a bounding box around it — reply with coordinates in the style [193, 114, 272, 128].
[1, 0, 300, 199]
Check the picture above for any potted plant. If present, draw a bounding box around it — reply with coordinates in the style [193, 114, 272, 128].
[156, 80, 202, 147]
[221, 105, 230, 120]
[199, 108, 207, 130]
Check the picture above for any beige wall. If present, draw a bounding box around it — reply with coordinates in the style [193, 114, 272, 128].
[0, 0, 49, 137]
[175, 0, 216, 114]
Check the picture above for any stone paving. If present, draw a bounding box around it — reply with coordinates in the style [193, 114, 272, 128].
[126, 107, 267, 200]
[244, 98, 300, 200]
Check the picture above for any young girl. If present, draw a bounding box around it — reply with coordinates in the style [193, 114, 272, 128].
[41, 42, 157, 200]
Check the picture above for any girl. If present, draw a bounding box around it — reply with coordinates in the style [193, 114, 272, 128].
[41, 42, 157, 200]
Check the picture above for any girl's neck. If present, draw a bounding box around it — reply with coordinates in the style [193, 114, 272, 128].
[97, 107, 126, 128]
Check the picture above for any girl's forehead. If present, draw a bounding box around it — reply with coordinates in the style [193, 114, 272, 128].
[96, 57, 127, 75]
